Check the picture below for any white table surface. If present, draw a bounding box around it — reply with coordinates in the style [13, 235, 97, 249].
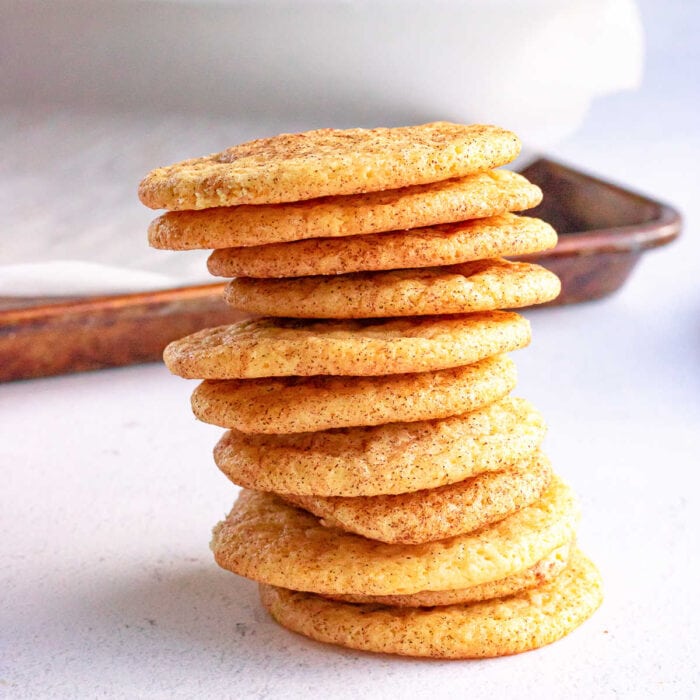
[3, 5, 699, 699]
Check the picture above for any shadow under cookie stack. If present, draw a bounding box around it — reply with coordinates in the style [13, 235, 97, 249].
[139, 122, 602, 658]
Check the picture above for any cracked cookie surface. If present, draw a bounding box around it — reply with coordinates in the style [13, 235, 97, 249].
[211, 476, 579, 596]
[192, 354, 516, 433]
[214, 396, 546, 496]
[139, 122, 520, 210]
[207, 213, 555, 278]
[283, 450, 552, 544]
[149, 171, 541, 250]
[224, 259, 561, 318]
[164, 311, 530, 379]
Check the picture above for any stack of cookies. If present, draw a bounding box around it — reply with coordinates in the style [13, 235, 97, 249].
[139, 122, 602, 658]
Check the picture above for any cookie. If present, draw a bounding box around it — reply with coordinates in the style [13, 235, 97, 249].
[214, 396, 546, 496]
[207, 214, 556, 278]
[259, 549, 602, 658]
[224, 259, 561, 318]
[164, 312, 530, 379]
[149, 170, 541, 250]
[329, 541, 572, 607]
[283, 450, 552, 544]
[192, 354, 516, 433]
[138, 122, 520, 210]
[211, 475, 579, 596]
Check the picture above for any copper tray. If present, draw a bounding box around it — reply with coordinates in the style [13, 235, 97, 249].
[516, 158, 680, 304]
[0, 158, 681, 382]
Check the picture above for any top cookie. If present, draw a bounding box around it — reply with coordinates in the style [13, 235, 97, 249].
[138, 123, 520, 210]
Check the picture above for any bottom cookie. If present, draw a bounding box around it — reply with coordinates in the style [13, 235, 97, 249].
[259, 549, 602, 659]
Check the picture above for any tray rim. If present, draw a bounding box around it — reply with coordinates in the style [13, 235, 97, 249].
[0, 282, 228, 326]
[519, 157, 682, 257]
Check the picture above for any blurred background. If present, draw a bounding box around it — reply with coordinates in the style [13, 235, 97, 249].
[1, 0, 683, 295]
